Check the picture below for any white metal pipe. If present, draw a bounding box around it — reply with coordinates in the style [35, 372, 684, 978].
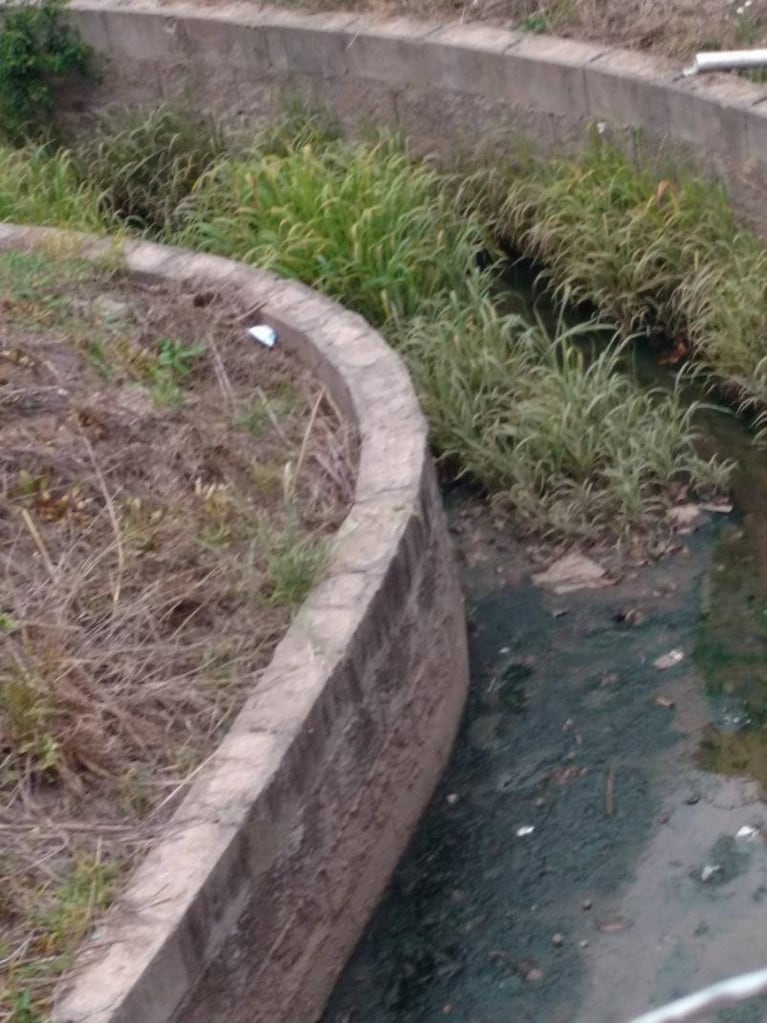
[684, 48, 767, 75]
[628, 967, 767, 1023]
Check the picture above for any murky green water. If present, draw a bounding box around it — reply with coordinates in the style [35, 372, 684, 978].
[321, 276, 767, 1023]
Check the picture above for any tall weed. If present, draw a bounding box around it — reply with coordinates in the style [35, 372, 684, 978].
[0, 144, 101, 229]
[399, 281, 729, 539]
[496, 141, 767, 416]
[72, 104, 228, 234]
[177, 131, 482, 326]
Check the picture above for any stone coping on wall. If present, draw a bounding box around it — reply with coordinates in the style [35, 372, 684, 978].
[0, 225, 469, 1023]
[63, 0, 767, 233]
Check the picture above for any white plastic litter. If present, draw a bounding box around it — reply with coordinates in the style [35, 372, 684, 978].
[516, 825, 535, 837]
[736, 824, 760, 840]
[248, 324, 278, 348]
[653, 650, 685, 670]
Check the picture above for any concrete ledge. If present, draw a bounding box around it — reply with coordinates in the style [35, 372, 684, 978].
[62, 0, 767, 232]
[0, 225, 469, 1023]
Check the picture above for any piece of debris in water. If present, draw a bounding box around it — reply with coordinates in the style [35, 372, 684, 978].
[700, 500, 734, 514]
[247, 324, 278, 348]
[654, 649, 685, 670]
[655, 695, 675, 710]
[597, 919, 629, 934]
[516, 824, 535, 837]
[736, 825, 760, 841]
[613, 606, 644, 625]
[701, 864, 722, 883]
[532, 553, 609, 595]
[667, 504, 701, 527]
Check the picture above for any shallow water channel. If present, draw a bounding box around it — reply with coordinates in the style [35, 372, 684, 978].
[321, 293, 767, 1023]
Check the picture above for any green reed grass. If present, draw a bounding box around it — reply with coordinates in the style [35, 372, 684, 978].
[72, 104, 228, 235]
[0, 144, 101, 228]
[176, 130, 482, 326]
[398, 280, 729, 539]
[492, 141, 767, 420]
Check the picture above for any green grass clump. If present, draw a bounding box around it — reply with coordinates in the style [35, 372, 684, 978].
[399, 281, 729, 538]
[0, 144, 102, 229]
[494, 141, 767, 415]
[177, 130, 482, 326]
[72, 104, 228, 234]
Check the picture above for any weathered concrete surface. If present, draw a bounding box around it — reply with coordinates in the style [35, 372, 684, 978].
[61, 0, 767, 233]
[0, 225, 468, 1023]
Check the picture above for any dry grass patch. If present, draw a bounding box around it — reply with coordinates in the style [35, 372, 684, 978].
[275, 0, 767, 61]
[0, 249, 356, 1021]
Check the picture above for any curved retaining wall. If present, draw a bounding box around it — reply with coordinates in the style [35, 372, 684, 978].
[64, 1, 767, 232]
[0, 224, 469, 1023]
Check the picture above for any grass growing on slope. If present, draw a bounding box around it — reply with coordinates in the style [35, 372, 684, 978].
[492, 141, 767, 419]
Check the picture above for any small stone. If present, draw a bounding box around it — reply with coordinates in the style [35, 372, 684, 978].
[701, 864, 721, 883]
[581, 899, 592, 911]
[654, 649, 685, 670]
[598, 919, 628, 934]
[579, 939, 589, 949]
[686, 793, 701, 805]
[552, 933, 564, 947]
[446, 793, 460, 806]
[525, 968, 544, 983]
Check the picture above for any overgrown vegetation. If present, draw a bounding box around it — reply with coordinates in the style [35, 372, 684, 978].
[484, 142, 767, 432]
[7, 88, 767, 1020]
[0, 109, 740, 543]
[178, 131, 481, 326]
[0, 0, 91, 145]
[400, 284, 727, 537]
[73, 105, 227, 233]
[0, 144, 101, 229]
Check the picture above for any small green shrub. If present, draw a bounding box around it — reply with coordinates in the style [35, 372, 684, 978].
[0, 0, 91, 145]
[73, 104, 228, 234]
[264, 529, 328, 608]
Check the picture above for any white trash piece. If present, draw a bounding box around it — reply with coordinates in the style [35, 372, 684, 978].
[248, 324, 278, 348]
